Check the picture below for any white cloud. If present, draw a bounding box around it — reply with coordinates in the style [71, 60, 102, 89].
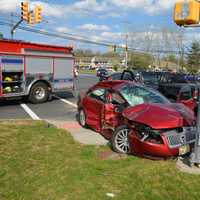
[109, 0, 146, 9]
[0, 0, 21, 13]
[56, 27, 71, 33]
[0, 0, 110, 18]
[146, 0, 174, 14]
[109, 0, 174, 14]
[101, 31, 121, 40]
[79, 24, 110, 31]
[31, 1, 65, 17]
[72, 0, 107, 13]
[0, 0, 173, 20]
[31, 0, 110, 18]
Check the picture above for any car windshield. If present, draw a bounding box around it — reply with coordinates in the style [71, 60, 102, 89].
[119, 84, 169, 106]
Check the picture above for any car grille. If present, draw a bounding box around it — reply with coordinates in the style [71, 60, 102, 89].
[163, 127, 196, 148]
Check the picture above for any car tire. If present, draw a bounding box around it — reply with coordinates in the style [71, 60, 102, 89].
[78, 109, 87, 128]
[111, 125, 130, 154]
[28, 82, 49, 104]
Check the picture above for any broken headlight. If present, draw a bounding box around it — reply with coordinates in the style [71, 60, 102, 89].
[131, 122, 163, 144]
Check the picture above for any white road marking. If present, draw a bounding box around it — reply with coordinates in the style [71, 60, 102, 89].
[53, 95, 77, 108]
[20, 103, 41, 120]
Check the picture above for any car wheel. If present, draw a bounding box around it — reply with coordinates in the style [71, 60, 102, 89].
[28, 82, 49, 104]
[78, 109, 87, 127]
[111, 125, 130, 154]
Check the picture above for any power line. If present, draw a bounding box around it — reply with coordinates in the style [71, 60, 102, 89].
[0, 19, 191, 55]
[0, 20, 114, 47]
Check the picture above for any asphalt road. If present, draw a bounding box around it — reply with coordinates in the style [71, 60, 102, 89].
[0, 74, 99, 121]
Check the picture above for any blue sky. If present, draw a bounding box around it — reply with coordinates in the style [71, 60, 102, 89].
[0, 0, 199, 51]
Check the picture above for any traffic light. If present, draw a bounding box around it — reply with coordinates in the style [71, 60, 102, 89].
[34, 5, 42, 23]
[21, 2, 29, 21]
[28, 13, 34, 24]
[174, 0, 200, 26]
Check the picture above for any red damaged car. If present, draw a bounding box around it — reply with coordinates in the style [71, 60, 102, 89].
[77, 80, 196, 159]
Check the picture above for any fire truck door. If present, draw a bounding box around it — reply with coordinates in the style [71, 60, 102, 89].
[53, 58, 74, 91]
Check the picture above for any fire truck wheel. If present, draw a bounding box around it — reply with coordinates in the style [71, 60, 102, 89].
[29, 82, 49, 104]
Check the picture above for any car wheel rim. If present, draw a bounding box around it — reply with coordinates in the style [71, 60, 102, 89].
[79, 110, 86, 126]
[115, 128, 130, 153]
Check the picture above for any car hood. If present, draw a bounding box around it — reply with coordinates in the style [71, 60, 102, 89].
[122, 103, 195, 129]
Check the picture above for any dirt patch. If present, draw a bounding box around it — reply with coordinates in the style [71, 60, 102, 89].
[0, 119, 36, 126]
[98, 149, 127, 160]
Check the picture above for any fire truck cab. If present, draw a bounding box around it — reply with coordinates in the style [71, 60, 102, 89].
[0, 39, 75, 103]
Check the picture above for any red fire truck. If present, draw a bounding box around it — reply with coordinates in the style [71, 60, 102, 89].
[0, 39, 75, 103]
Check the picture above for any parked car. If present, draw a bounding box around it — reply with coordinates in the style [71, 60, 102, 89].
[77, 80, 196, 159]
[104, 70, 159, 88]
[158, 72, 199, 112]
[158, 72, 200, 84]
[140, 71, 160, 90]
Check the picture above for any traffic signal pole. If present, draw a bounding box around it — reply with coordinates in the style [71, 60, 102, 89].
[190, 95, 200, 166]
[11, 2, 42, 39]
[174, 0, 200, 166]
[11, 18, 23, 39]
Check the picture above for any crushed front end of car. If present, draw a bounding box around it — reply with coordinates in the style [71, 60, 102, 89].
[122, 103, 197, 159]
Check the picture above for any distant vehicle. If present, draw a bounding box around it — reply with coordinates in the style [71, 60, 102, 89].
[96, 68, 108, 81]
[140, 71, 160, 90]
[158, 72, 197, 84]
[77, 80, 196, 159]
[103, 70, 155, 86]
[158, 73, 199, 112]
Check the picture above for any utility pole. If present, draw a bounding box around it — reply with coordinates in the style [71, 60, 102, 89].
[11, 19, 23, 39]
[125, 33, 128, 69]
[122, 20, 130, 69]
[191, 98, 200, 166]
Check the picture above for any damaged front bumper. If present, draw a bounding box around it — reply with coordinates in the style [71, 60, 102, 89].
[128, 126, 196, 158]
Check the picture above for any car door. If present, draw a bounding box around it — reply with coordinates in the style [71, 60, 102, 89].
[177, 85, 195, 111]
[121, 70, 135, 81]
[102, 91, 126, 130]
[83, 88, 106, 132]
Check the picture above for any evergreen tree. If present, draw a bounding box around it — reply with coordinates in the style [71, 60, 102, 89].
[187, 41, 200, 73]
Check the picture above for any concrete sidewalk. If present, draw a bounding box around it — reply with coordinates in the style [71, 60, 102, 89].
[47, 119, 108, 145]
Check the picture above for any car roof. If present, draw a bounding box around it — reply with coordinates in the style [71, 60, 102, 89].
[91, 80, 138, 91]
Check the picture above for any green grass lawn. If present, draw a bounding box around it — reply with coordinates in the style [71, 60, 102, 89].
[1, 120, 200, 200]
